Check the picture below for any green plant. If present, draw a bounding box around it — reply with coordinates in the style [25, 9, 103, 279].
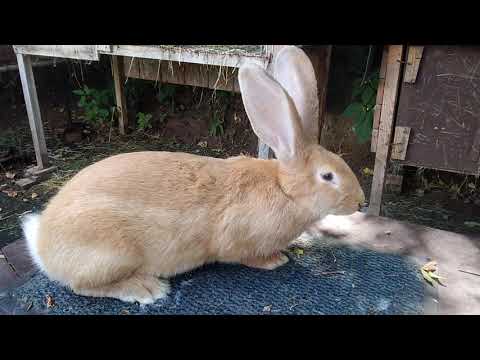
[342, 71, 379, 144]
[209, 113, 224, 137]
[136, 112, 153, 131]
[156, 84, 177, 104]
[73, 86, 114, 126]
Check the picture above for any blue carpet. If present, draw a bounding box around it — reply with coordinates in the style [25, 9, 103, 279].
[7, 239, 426, 315]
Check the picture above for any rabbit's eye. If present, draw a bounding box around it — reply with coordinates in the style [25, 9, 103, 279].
[322, 172, 334, 182]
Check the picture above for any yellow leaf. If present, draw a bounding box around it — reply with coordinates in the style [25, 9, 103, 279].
[292, 248, 304, 257]
[429, 273, 446, 281]
[362, 168, 374, 176]
[421, 269, 435, 286]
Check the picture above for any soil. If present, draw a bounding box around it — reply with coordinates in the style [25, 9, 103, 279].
[1, 57, 479, 250]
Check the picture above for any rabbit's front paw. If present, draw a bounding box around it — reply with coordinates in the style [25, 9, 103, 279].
[241, 252, 289, 270]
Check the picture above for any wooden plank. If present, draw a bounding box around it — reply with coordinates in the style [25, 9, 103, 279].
[390, 126, 411, 160]
[371, 46, 389, 153]
[101, 45, 270, 69]
[16, 53, 49, 169]
[13, 45, 99, 61]
[97, 45, 112, 52]
[111, 56, 128, 135]
[385, 174, 403, 193]
[403, 46, 424, 83]
[123, 57, 241, 93]
[368, 45, 404, 216]
[303, 45, 332, 143]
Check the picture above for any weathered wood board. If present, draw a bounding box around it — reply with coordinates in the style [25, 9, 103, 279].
[395, 46, 480, 175]
[123, 57, 240, 93]
[13, 45, 99, 61]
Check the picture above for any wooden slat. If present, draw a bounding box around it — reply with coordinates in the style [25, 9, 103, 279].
[368, 45, 404, 216]
[111, 56, 128, 135]
[16, 53, 49, 169]
[123, 57, 241, 93]
[303, 45, 332, 143]
[390, 126, 411, 160]
[385, 174, 403, 193]
[371, 46, 389, 153]
[100, 45, 270, 69]
[13, 45, 99, 61]
[403, 46, 424, 83]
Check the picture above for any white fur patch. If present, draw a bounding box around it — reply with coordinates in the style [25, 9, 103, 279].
[20, 213, 46, 273]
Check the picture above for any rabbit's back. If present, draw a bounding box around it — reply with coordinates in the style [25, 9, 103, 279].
[36, 151, 230, 279]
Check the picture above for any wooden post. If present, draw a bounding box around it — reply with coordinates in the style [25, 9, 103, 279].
[368, 45, 404, 216]
[111, 56, 128, 135]
[16, 53, 49, 170]
[303, 45, 332, 143]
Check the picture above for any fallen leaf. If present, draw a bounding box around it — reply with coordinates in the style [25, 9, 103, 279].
[362, 168, 374, 176]
[421, 269, 435, 286]
[5, 171, 16, 179]
[291, 247, 304, 257]
[31, 192, 38, 199]
[263, 305, 272, 313]
[23, 198, 29, 202]
[384, 230, 392, 235]
[197, 141, 207, 148]
[2, 189, 17, 198]
[421, 260, 446, 287]
[46, 295, 55, 308]
[467, 182, 476, 190]
[429, 272, 446, 280]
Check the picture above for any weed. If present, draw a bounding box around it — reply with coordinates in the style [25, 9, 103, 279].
[136, 112, 153, 131]
[342, 71, 379, 144]
[73, 86, 114, 126]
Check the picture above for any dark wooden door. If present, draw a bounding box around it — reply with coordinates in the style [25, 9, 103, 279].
[396, 46, 480, 175]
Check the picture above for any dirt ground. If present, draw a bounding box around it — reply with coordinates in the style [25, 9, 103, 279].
[1, 58, 480, 249]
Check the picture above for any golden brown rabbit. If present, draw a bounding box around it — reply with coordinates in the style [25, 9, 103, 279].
[22, 46, 365, 304]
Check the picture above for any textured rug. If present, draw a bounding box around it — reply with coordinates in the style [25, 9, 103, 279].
[5, 237, 427, 315]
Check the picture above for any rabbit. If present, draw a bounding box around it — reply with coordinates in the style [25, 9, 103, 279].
[21, 46, 365, 305]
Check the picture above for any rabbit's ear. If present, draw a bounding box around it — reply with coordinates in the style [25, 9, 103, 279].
[238, 63, 305, 163]
[273, 46, 319, 144]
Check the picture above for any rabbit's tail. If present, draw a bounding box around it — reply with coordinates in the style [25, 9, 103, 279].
[21, 213, 46, 273]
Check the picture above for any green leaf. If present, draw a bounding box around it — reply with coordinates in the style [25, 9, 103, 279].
[342, 102, 364, 119]
[354, 110, 373, 144]
[361, 86, 376, 105]
[72, 89, 85, 96]
[421, 269, 435, 286]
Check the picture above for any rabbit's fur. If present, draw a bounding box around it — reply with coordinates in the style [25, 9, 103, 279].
[22, 46, 365, 304]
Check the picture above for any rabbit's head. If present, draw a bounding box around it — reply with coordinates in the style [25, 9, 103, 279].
[239, 46, 365, 217]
